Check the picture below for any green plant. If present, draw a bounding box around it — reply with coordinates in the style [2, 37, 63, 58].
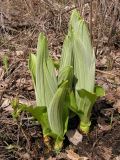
[29, 33, 73, 147]
[67, 10, 105, 133]
[2, 55, 9, 72]
[13, 33, 73, 151]
[12, 9, 105, 151]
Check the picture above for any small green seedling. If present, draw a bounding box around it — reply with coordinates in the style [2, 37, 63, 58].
[2, 55, 9, 72]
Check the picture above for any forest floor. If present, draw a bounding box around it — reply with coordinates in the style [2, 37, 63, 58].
[0, 0, 120, 160]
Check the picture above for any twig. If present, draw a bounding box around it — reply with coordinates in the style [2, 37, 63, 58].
[90, 0, 93, 41]
[61, 6, 79, 15]
[96, 69, 116, 76]
[107, 0, 119, 44]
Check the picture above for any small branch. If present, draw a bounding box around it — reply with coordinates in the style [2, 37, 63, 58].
[90, 0, 93, 42]
[96, 69, 116, 76]
[107, 0, 119, 44]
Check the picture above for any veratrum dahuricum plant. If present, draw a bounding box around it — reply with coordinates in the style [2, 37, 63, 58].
[60, 10, 105, 133]
[22, 33, 73, 151]
[12, 9, 104, 151]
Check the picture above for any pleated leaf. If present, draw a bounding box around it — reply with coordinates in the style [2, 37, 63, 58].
[95, 86, 105, 97]
[69, 91, 83, 117]
[17, 103, 52, 136]
[36, 33, 57, 106]
[58, 66, 73, 87]
[48, 81, 69, 138]
[77, 87, 104, 133]
[68, 10, 96, 133]
[59, 34, 73, 72]
[71, 17, 95, 93]
[28, 53, 36, 88]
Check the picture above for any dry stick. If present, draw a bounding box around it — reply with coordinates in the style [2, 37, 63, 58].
[23, 0, 31, 14]
[77, 0, 80, 11]
[96, 69, 120, 77]
[24, 0, 35, 17]
[95, 0, 106, 56]
[0, 8, 6, 34]
[61, 6, 78, 15]
[94, 0, 99, 56]
[21, 126, 31, 152]
[41, 0, 60, 11]
[60, 1, 91, 15]
[6, 0, 10, 17]
[90, 0, 93, 42]
[107, 0, 119, 45]
[0, 33, 21, 49]
[96, 69, 117, 76]
[80, 0, 84, 16]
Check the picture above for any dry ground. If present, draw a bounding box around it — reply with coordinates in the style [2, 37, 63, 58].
[0, 0, 120, 160]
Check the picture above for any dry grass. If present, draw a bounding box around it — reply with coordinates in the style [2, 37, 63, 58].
[0, 0, 119, 52]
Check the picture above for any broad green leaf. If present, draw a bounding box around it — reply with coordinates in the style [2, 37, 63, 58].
[36, 33, 57, 106]
[36, 33, 46, 106]
[28, 53, 36, 86]
[77, 89, 97, 133]
[95, 86, 105, 97]
[43, 58, 57, 107]
[48, 81, 69, 138]
[69, 10, 93, 57]
[69, 91, 83, 117]
[17, 103, 52, 136]
[69, 86, 104, 133]
[59, 34, 73, 72]
[58, 66, 73, 87]
[73, 35, 95, 116]
[69, 9, 95, 93]
[73, 29, 95, 93]
[69, 91, 78, 113]
[67, 10, 96, 133]
[54, 92, 70, 152]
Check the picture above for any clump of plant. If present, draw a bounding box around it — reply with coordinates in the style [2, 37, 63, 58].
[66, 10, 105, 133]
[12, 9, 104, 151]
